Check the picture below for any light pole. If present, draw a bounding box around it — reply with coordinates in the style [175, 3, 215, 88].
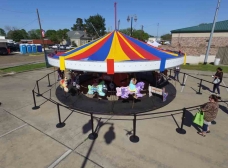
[127, 15, 137, 36]
[118, 20, 120, 30]
[204, 0, 221, 64]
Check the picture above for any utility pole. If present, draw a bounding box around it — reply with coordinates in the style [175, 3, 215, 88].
[36, 9, 49, 67]
[204, 0, 221, 64]
[156, 23, 159, 41]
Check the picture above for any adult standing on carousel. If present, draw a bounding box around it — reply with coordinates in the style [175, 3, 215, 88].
[212, 67, 223, 97]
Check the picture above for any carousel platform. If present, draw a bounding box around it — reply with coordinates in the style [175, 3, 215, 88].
[55, 81, 176, 115]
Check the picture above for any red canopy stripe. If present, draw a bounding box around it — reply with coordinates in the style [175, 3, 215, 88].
[66, 32, 113, 60]
[118, 32, 160, 60]
[117, 33, 145, 60]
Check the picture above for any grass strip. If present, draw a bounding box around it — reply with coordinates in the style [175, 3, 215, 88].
[0, 63, 46, 73]
[181, 63, 228, 73]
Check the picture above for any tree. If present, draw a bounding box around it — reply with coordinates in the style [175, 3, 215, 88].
[71, 18, 85, 31]
[132, 30, 150, 41]
[119, 28, 131, 36]
[56, 29, 69, 44]
[0, 28, 6, 36]
[45, 30, 56, 38]
[28, 29, 40, 39]
[120, 28, 150, 41]
[45, 30, 58, 43]
[11, 30, 24, 42]
[84, 14, 106, 38]
[161, 34, 171, 41]
[20, 29, 29, 39]
[6, 30, 14, 39]
[45, 29, 69, 44]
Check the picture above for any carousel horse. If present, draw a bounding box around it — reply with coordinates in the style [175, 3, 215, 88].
[87, 80, 107, 96]
[60, 77, 69, 92]
[116, 82, 145, 99]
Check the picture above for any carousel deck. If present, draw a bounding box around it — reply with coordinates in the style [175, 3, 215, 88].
[55, 81, 176, 115]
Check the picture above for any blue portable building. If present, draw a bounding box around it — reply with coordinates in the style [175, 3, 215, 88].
[31, 44, 37, 53]
[27, 45, 32, 53]
[37, 44, 42, 52]
[20, 44, 27, 54]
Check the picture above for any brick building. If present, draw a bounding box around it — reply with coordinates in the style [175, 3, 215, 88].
[20, 39, 54, 45]
[169, 20, 228, 55]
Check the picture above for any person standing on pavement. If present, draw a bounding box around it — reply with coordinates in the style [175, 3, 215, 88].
[212, 67, 223, 97]
[198, 94, 219, 137]
[174, 66, 180, 81]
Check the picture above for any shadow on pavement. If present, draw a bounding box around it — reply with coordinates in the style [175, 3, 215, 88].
[184, 109, 201, 132]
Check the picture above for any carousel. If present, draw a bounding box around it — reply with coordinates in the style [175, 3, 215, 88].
[47, 30, 185, 114]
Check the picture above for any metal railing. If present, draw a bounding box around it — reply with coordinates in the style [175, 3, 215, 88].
[31, 70, 228, 143]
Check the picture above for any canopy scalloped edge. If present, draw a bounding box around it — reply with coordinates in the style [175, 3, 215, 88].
[47, 56, 184, 73]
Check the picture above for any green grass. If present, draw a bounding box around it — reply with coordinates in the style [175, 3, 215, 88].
[0, 63, 46, 74]
[181, 63, 228, 73]
[29, 52, 45, 56]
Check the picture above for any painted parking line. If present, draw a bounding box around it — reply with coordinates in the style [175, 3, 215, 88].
[0, 124, 27, 138]
[48, 149, 72, 168]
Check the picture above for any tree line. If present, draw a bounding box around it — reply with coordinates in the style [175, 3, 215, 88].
[0, 14, 171, 43]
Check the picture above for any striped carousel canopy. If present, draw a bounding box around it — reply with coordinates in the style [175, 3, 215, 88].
[48, 31, 185, 73]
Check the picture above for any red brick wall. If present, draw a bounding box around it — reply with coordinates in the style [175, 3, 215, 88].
[171, 37, 228, 48]
[32, 39, 54, 45]
[166, 36, 228, 55]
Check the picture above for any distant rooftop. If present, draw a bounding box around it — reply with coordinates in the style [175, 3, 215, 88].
[171, 20, 228, 33]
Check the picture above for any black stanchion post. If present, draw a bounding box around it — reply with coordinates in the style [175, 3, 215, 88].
[197, 79, 203, 94]
[182, 73, 186, 86]
[47, 74, 51, 87]
[88, 113, 98, 140]
[56, 103, 65, 128]
[32, 90, 40, 110]
[130, 113, 140, 143]
[169, 69, 171, 77]
[36, 80, 41, 96]
[176, 108, 187, 134]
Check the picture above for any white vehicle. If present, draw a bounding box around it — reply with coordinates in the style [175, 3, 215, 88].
[66, 45, 75, 50]
[52, 44, 59, 49]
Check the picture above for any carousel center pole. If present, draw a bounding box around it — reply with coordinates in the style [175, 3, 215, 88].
[114, 2, 117, 30]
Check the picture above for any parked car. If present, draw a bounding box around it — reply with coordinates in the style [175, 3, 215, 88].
[0, 47, 8, 55]
[52, 44, 59, 49]
[59, 45, 66, 50]
[66, 45, 76, 50]
[48, 45, 53, 49]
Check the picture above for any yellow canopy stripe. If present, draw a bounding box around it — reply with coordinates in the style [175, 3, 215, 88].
[117, 32, 145, 59]
[64, 32, 113, 59]
[106, 31, 130, 61]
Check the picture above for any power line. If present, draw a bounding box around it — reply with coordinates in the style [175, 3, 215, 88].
[19, 19, 38, 29]
[0, 7, 35, 14]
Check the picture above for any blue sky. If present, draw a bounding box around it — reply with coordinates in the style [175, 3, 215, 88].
[0, 0, 227, 36]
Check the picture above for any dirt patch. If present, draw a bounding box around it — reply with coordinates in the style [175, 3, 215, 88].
[0, 53, 45, 68]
